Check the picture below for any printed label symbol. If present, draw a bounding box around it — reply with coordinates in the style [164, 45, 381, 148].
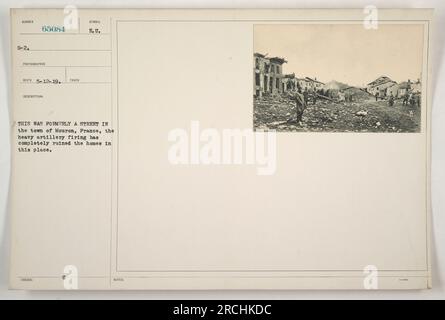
[64, 5, 79, 30]
[363, 5, 379, 30]
[63, 265, 78, 290]
[363, 265, 378, 289]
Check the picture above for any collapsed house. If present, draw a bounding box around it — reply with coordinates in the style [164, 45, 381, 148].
[254, 54, 422, 103]
[282, 73, 297, 92]
[366, 76, 397, 96]
[303, 77, 325, 91]
[254, 53, 328, 98]
[373, 78, 422, 98]
[340, 86, 374, 102]
[253, 53, 288, 97]
[321, 80, 349, 99]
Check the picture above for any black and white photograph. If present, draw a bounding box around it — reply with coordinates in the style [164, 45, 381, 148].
[253, 24, 425, 132]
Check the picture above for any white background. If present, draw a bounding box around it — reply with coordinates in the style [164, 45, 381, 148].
[0, 0, 444, 299]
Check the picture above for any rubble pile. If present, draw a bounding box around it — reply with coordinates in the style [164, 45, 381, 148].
[254, 95, 420, 132]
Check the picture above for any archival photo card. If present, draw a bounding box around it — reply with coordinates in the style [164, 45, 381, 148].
[9, 8, 432, 290]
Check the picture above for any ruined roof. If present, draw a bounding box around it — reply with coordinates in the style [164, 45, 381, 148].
[269, 57, 287, 64]
[305, 77, 325, 84]
[387, 82, 399, 88]
[254, 52, 267, 58]
[367, 76, 395, 87]
[398, 81, 411, 89]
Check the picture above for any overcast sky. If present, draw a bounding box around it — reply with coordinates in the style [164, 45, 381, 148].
[254, 24, 425, 87]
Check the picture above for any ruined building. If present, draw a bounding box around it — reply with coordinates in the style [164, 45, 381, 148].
[366, 76, 397, 96]
[282, 74, 297, 92]
[254, 53, 287, 97]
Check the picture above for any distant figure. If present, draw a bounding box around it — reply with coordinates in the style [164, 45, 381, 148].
[388, 94, 394, 107]
[403, 92, 409, 105]
[375, 92, 379, 101]
[409, 93, 415, 106]
[416, 94, 421, 108]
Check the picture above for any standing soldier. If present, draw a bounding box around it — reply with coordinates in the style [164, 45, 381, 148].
[287, 90, 307, 125]
[375, 92, 379, 101]
[312, 88, 318, 105]
[303, 88, 309, 106]
[295, 90, 306, 124]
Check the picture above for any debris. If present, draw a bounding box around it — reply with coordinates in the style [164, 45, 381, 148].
[254, 93, 420, 132]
